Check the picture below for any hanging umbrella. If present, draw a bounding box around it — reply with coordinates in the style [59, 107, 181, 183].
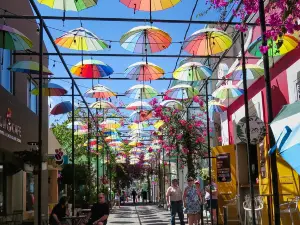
[208, 100, 227, 118]
[120, 0, 181, 11]
[179, 57, 203, 66]
[8, 61, 53, 75]
[37, 0, 97, 11]
[212, 84, 244, 100]
[31, 83, 67, 96]
[128, 141, 144, 147]
[129, 130, 148, 137]
[226, 64, 264, 80]
[165, 84, 199, 99]
[183, 28, 232, 55]
[154, 120, 164, 129]
[55, 27, 108, 51]
[120, 25, 171, 53]
[130, 110, 153, 122]
[85, 85, 116, 98]
[50, 101, 72, 115]
[100, 120, 121, 130]
[89, 100, 116, 109]
[84, 138, 97, 146]
[103, 130, 119, 136]
[124, 61, 164, 81]
[160, 100, 185, 110]
[71, 59, 113, 78]
[0, 25, 33, 50]
[128, 122, 149, 130]
[173, 62, 212, 81]
[105, 135, 122, 142]
[248, 34, 298, 57]
[67, 121, 86, 129]
[125, 84, 158, 99]
[108, 141, 124, 147]
[126, 101, 152, 110]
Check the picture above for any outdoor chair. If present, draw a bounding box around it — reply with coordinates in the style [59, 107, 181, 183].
[279, 196, 300, 225]
[243, 196, 263, 225]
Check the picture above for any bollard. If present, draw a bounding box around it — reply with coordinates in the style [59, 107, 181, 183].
[223, 206, 228, 225]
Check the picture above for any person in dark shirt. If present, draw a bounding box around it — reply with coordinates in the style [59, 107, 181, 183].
[85, 193, 109, 225]
[49, 196, 69, 225]
[131, 189, 137, 204]
[142, 189, 147, 203]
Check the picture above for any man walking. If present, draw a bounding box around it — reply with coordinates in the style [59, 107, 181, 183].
[166, 178, 185, 225]
[132, 189, 137, 204]
[85, 193, 109, 225]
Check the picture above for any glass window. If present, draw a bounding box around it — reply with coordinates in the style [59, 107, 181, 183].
[26, 173, 34, 211]
[0, 48, 13, 93]
[27, 79, 38, 114]
[0, 165, 5, 215]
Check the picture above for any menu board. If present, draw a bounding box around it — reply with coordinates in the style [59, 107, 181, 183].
[216, 153, 231, 182]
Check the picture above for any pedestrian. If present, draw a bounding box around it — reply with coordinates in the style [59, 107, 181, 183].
[132, 189, 137, 204]
[114, 191, 121, 208]
[195, 180, 203, 225]
[84, 193, 110, 225]
[137, 190, 141, 202]
[120, 191, 125, 205]
[49, 196, 69, 225]
[142, 189, 147, 203]
[205, 177, 218, 225]
[183, 177, 202, 225]
[166, 178, 185, 225]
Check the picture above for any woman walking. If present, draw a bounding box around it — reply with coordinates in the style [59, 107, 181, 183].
[114, 191, 121, 208]
[183, 177, 202, 225]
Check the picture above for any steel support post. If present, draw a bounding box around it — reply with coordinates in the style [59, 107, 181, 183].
[87, 113, 91, 203]
[96, 106, 99, 194]
[71, 80, 75, 215]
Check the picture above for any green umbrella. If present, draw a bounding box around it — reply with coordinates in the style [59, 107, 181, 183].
[37, 0, 97, 11]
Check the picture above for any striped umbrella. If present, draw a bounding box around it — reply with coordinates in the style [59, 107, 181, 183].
[129, 110, 153, 122]
[108, 141, 124, 147]
[208, 100, 227, 118]
[84, 138, 97, 146]
[125, 84, 158, 99]
[85, 85, 116, 98]
[126, 101, 152, 110]
[120, 25, 171, 53]
[31, 83, 67, 96]
[128, 122, 149, 130]
[50, 101, 72, 115]
[8, 61, 53, 75]
[227, 64, 264, 80]
[248, 34, 298, 57]
[120, 0, 181, 11]
[183, 28, 232, 55]
[55, 27, 108, 51]
[124, 62, 164, 81]
[100, 120, 121, 130]
[173, 62, 212, 81]
[67, 121, 86, 129]
[165, 84, 199, 99]
[89, 100, 116, 109]
[212, 84, 244, 99]
[105, 135, 122, 142]
[160, 100, 185, 110]
[71, 59, 113, 78]
[154, 120, 164, 129]
[37, 0, 97, 11]
[0, 25, 33, 50]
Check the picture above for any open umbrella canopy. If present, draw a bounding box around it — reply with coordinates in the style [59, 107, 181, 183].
[71, 59, 113, 78]
[108, 141, 124, 147]
[31, 83, 67, 96]
[173, 62, 212, 81]
[85, 85, 116, 98]
[105, 135, 122, 142]
[226, 64, 264, 80]
[50, 101, 72, 115]
[0, 25, 33, 50]
[166, 84, 199, 99]
[125, 84, 158, 99]
[120, 25, 172, 53]
[128, 122, 149, 130]
[126, 101, 152, 110]
[153, 120, 164, 129]
[160, 99, 185, 110]
[89, 100, 116, 109]
[37, 0, 98, 11]
[124, 61, 164, 81]
[248, 34, 298, 57]
[183, 28, 232, 55]
[55, 27, 108, 51]
[67, 121, 86, 129]
[129, 110, 153, 122]
[120, 0, 181, 11]
[100, 120, 121, 130]
[212, 84, 244, 100]
[208, 100, 227, 118]
[8, 61, 53, 75]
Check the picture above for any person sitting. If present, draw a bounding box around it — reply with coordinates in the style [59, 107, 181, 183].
[49, 196, 69, 225]
[84, 193, 110, 225]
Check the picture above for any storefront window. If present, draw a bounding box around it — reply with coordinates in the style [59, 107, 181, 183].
[27, 79, 38, 114]
[0, 165, 5, 215]
[26, 173, 34, 211]
[0, 48, 13, 93]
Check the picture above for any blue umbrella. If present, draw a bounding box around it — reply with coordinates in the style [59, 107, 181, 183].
[50, 101, 72, 115]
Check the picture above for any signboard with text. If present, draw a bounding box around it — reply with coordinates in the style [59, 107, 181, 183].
[0, 108, 22, 143]
[216, 153, 231, 182]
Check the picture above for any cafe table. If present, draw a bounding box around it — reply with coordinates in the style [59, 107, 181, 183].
[63, 215, 86, 225]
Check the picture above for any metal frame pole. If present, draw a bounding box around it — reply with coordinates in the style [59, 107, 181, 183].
[96, 105, 99, 194]
[87, 113, 91, 203]
[71, 80, 75, 215]
[38, 19, 43, 225]
[258, 0, 280, 224]
[241, 32, 256, 225]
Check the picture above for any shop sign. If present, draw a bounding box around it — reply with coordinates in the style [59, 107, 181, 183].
[0, 108, 22, 143]
[216, 153, 231, 182]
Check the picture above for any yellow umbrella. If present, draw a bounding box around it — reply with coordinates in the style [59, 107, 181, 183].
[154, 120, 164, 129]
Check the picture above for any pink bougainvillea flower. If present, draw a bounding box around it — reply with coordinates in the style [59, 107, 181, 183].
[259, 45, 269, 54]
[149, 98, 158, 106]
[176, 134, 183, 140]
[218, 136, 223, 143]
[179, 119, 187, 126]
[182, 147, 189, 154]
[163, 95, 171, 100]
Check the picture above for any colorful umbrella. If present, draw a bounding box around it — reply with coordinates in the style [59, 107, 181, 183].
[55, 27, 108, 51]
[71, 59, 113, 78]
[37, 0, 97, 11]
[103, 130, 119, 136]
[129, 130, 148, 137]
[173, 62, 212, 81]
[226, 64, 264, 80]
[212, 84, 244, 99]
[128, 122, 149, 130]
[183, 28, 232, 55]
[120, 25, 171, 53]
[130, 110, 153, 122]
[165, 84, 199, 99]
[105, 135, 122, 142]
[31, 83, 67, 96]
[84, 138, 97, 147]
[108, 141, 124, 147]
[248, 34, 298, 57]
[128, 141, 144, 147]
[100, 120, 121, 130]
[50, 101, 72, 115]
[8, 61, 53, 75]
[120, 0, 181, 11]
[67, 121, 86, 129]
[89, 100, 116, 109]
[126, 101, 152, 110]
[160, 100, 185, 110]
[0, 25, 33, 50]
[208, 100, 227, 118]
[74, 129, 88, 135]
[153, 120, 164, 129]
[125, 84, 158, 99]
[85, 85, 116, 98]
[124, 62, 164, 81]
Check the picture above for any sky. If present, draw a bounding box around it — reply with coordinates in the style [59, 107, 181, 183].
[33, 0, 226, 127]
